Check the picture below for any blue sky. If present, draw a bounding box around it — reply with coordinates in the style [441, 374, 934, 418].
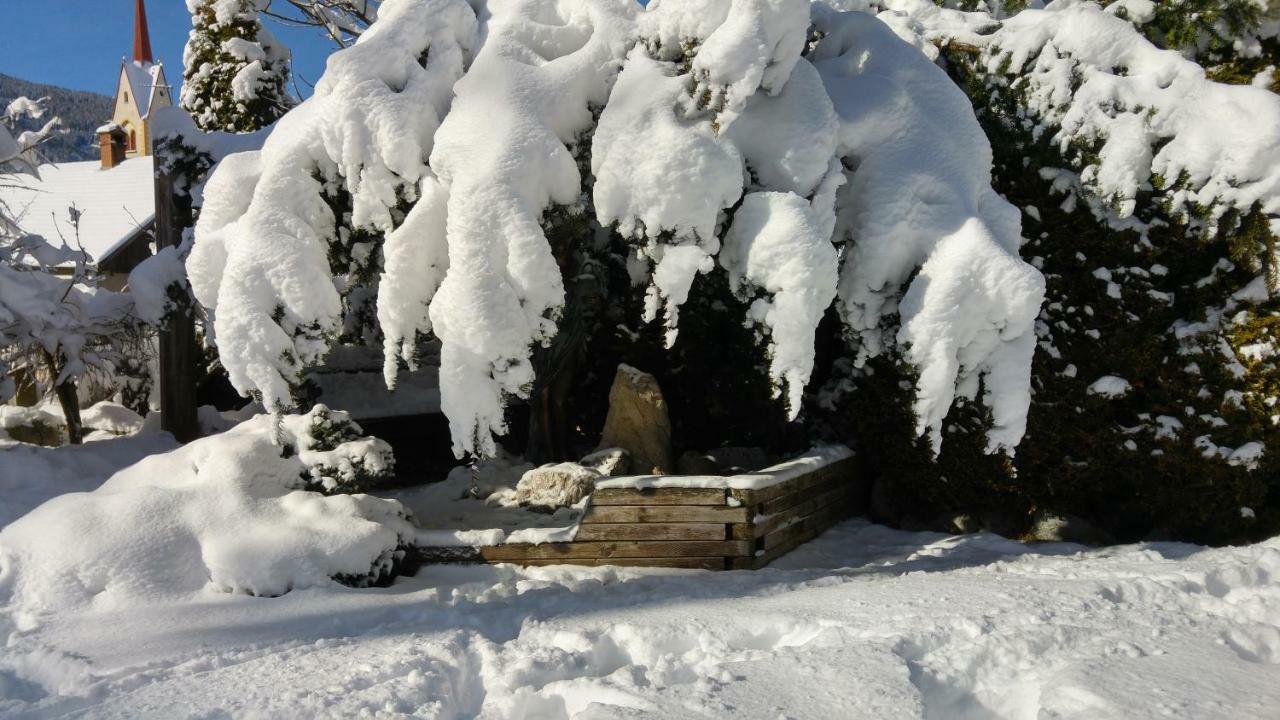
[0, 1, 335, 97]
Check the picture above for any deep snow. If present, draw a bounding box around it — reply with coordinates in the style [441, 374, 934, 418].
[0, 445, 1277, 718]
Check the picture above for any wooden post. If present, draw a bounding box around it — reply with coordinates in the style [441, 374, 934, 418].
[154, 164, 200, 443]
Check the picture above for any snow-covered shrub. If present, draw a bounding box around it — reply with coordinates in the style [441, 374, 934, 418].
[182, 0, 295, 133]
[287, 403, 396, 493]
[1105, 0, 1279, 88]
[0, 413, 415, 619]
[189, 0, 1044, 463]
[854, 0, 1280, 542]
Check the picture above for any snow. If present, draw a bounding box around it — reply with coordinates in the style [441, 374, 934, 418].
[1088, 375, 1133, 398]
[186, 0, 477, 415]
[388, 461, 585, 548]
[0, 489, 1277, 719]
[722, 188, 840, 417]
[597, 444, 852, 491]
[0, 431, 178, 528]
[811, 6, 1045, 453]
[191, 0, 1046, 459]
[126, 245, 186, 325]
[0, 414, 415, 621]
[427, 0, 635, 457]
[874, 0, 1280, 233]
[1229, 441, 1266, 470]
[0, 158, 155, 267]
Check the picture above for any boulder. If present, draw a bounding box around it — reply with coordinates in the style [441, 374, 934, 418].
[945, 513, 981, 535]
[705, 446, 769, 473]
[514, 462, 601, 509]
[580, 447, 631, 477]
[676, 450, 720, 476]
[1027, 512, 1114, 546]
[597, 365, 673, 474]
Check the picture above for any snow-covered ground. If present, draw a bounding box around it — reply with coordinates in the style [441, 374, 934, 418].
[0, 497, 1277, 718]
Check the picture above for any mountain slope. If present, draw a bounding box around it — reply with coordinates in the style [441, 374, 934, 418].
[0, 73, 113, 163]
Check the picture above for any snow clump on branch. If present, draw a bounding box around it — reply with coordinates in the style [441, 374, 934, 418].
[188, 0, 1045, 458]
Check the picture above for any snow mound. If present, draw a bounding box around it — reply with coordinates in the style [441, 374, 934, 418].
[0, 414, 414, 623]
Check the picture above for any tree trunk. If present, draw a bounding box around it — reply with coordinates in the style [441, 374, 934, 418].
[41, 349, 82, 445]
[55, 378, 83, 445]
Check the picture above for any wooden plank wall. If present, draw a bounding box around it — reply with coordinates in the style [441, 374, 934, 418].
[415, 455, 865, 570]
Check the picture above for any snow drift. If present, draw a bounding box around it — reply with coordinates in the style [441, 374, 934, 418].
[0, 413, 413, 624]
[187, 0, 1045, 456]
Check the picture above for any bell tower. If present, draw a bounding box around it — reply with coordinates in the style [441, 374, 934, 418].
[102, 0, 172, 163]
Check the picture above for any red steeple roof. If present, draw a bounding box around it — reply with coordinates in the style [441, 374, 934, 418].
[132, 0, 153, 64]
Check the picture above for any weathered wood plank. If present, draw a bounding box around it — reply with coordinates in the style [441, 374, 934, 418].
[754, 483, 855, 537]
[516, 556, 727, 570]
[757, 472, 852, 517]
[730, 523, 754, 541]
[478, 540, 751, 561]
[574, 523, 727, 541]
[761, 503, 850, 552]
[582, 504, 749, 524]
[729, 456, 858, 507]
[590, 487, 727, 506]
[732, 512, 848, 570]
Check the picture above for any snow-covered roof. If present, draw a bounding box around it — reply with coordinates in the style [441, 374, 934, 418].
[123, 61, 165, 119]
[0, 158, 155, 266]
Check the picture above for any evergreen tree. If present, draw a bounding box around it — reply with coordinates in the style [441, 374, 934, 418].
[181, 0, 294, 133]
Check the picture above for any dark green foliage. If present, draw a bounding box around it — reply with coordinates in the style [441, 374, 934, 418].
[182, 0, 293, 133]
[874, 42, 1280, 545]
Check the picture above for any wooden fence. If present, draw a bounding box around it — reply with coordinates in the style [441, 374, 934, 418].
[416, 454, 865, 570]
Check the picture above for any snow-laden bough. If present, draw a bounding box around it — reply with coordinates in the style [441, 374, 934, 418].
[188, 0, 1045, 457]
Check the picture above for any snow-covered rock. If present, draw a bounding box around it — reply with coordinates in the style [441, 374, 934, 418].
[514, 462, 601, 509]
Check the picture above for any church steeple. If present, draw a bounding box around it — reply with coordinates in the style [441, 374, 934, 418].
[132, 0, 154, 64]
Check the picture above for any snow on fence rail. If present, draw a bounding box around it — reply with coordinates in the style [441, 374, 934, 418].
[412, 452, 866, 571]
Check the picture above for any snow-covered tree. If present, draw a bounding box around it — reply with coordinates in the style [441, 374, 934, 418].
[2, 99, 143, 443]
[846, 0, 1280, 542]
[263, 0, 379, 47]
[188, 0, 1045, 462]
[182, 0, 295, 133]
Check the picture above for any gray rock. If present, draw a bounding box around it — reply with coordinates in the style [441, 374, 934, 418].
[1028, 512, 1114, 546]
[946, 513, 981, 534]
[705, 446, 769, 473]
[676, 450, 720, 476]
[597, 365, 673, 474]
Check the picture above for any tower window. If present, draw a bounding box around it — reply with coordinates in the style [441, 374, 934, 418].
[128, 130, 137, 152]
[124, 91, 129, 103]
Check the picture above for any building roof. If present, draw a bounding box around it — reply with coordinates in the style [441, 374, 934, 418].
[0, 158, 155, 267]
[123, 61, 166, 119]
